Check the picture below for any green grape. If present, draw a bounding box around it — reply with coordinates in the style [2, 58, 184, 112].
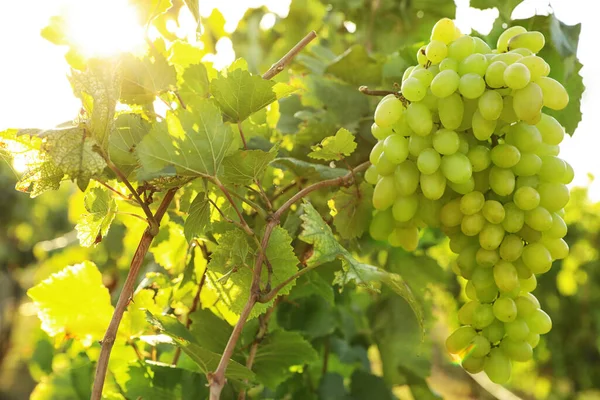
[499, 95, 518, 123]
[391, 116, 413, 136]
[504, 319, 530, 341]
[483, 319, 506, 344]
[373, 176, 397, 210]
[513, 83, 543, 124]
[512, 153, 542, 176]
[503, 63, 531, 89]
[468, 145, 492, 172]
[499, 234, 524, 262]
[417, 45, 428, 66]
[482, 200, 505, 224]
[520, 273, 538, 293]
[460, 191, 485, 215]
[522, 242, 552, 274]
[493, 297, 517, 322]
[392, 194, 419, 222]
[439, 57, 458, 71]
[418, 195, 443, 227]
[497, 25, 527, 52]
[456, 245, 478, 275]
[431, 17, 459, 44]
[514, 258, 532, 279]
[484, 348, 512, 384]
[459, 98, 479, 131]
[473, 37, 492, 54]
[472, 267, 496, 289]
[515, 294, 539, 317]
[546, 213, 567, 238]
[492, 52, 523, 65]
[485, 61, 507, 88]
[394, 160, 420, 195]
[401, 77, 427, 102]
[433, 129, 460, 155]
[376, 153, 396, 176]
[539, 156, 566, 183]
[370, 141, 384, 165]
[477, 248, 500, 268]
[459, 301, 479, 325]
[536, 113, 565, 145]
[410, 66, 434, 87]
[374, 96, 404, 127]
[371, 123, 392, 140]
[462, 354, 486, 374]
[470, 335, 492, 358]
[491, 144, 521, 169]
[462, 213, 486, 236]
[525, 206, 553, 232]
[562, 161, 574, 184]
[519, 225, 542, 243]
[513, 186, 540, 210]
[420, 170, 447, 200]
[448, 35, 475, 61]
[417, 148, 442, 174]
[536, 76, 569, 110]
[459, 73, 486, 99]
[510, 47, 534, 56]
[473, 303, 496, 329]
[474, 170, 491, 193]
[406, 103, 433, 136]
[478, 90, 503, 120]
[472, 110, 497, 140]
[517, 55, 549, 81]
[540, 237, 569, 260]
[408, 135, 433, 157]
[388, 227, 419, 251]
[369, 209, 395, 240]
[509, 123, 543, 152]
[507, 31, 545, 53]
[430, 69, 461, 98]
[459, 53, 488, 76]
[458, 135, 470, 154]
[502, 202, 525, 233]
[365, 165, 379, 185]
[494, 261, 519, 292]
[538, 183, 569, 212]
[449, 177, 475, 195]
[476, 284, 499, 303]
[426, 40, 448, 64]
[479, 223, 505, 250]
[441, 153, 472, 184]
[438, 92, 464, 130]
[466, 281, 478, 300]
[527, 332, 540, 348]
[402, 66, 415, 82]
[446, 326, 477, 354]
[383, 134, 410, 164]
[440, 199, 463, 227]
[500, 339, 533, 362]
[489, 167, 516, 196]
[526, 309, 552, 334]
[421, 90, 439, 111]
[535, 143, 560, 157]
[515, 175, 539, 190]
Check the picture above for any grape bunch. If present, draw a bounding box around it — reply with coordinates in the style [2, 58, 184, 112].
[365, 18, 572, 384]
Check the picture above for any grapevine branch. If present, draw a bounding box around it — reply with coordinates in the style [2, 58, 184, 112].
[262, 31, 317, 80]
[358, 86, 398, 96]
[208, 161, 369, 399]
[91, 188, 178, 400]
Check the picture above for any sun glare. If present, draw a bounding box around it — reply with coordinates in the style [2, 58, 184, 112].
[63, 0, 145, 58]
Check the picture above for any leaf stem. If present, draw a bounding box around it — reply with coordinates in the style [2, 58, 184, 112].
[210, 177, 254, 236]
[358, 86, 398, 96]
[253, 179, 273, 211]
[237, 121, 248, 150]
[229, 190, 268, 219]
[262, 31, 318, 80]
[91, 188, 178, 400]
[94, 179, 130, 201]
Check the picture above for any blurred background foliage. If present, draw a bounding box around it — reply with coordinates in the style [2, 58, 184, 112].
[0, 0, 596, 399]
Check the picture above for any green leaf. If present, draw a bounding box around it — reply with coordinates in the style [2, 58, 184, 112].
[27, 261, 114, 346]
[325, 45, 383, 86]
[277, 295, 336, 339]
[188, 309, 233, 354]
[308, 128, 357, 161]
[136, 99, 234, 177]
[75, 187, 117, 247]
[299, 202, 423, 331]
[178, 63, 210, 105]
[108, 113, 151, 176]
[220, 144, 279, 185]
[70, 60, 121, 151]
[271, 158, 348, 181]
[331, 182, 373, 240]
[150, 222, 188, 271]
[184, 193, 211, 241]
[210, 68, 281, 122]
[146, 313, 255, 382]
[120, 53, 177, 104]
[288, 270, 335, 306]
[253, 330, 319, 388]
[350, 370, 395, 400]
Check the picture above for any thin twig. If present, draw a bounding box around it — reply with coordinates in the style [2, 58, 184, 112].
[229, 190, 268, 219]
[174, 91, 187, 110]
[116, 211, 148, 222]
[210, 177, 254, 236]
[208, 198, 250, 233]
[253, 179, 273, 211]
[237, 121, 248, 150]
[271, 179, 304, 202]
[129, 340, 144, 361]
[358, 86, 398, 96]
[95, 179, 130, 201]
[91, 188, 178, 400]
[262, 31, 318, 80]
[258, 264, 317, 304]
[342, 158, 360, 198]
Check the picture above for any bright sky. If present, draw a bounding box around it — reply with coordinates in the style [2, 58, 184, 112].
[1, 0, 597, 197]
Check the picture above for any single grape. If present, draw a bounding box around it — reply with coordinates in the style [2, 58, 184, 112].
[392, 194, 419, 222]
[458, 301, 479, 325]
[373, 176, 397, 210]
[482, 200, 505, 224]
[500, 338, 533, 362]
[507, 31, 545, 53]
[526, 309, 552, 334]
[439, 57, 458, 71]
[417, 46, 428, 66]
[502, 202, 525, 233]
[426, 40, 448, 64]
[441, 153, 473, 184]
[394, 160, 420, 196]
[493, 297, 517, 322]
[483, 319, 506, 344]
[472, 110, 497, 140]
[402, 66, 415, 82]
[539, 156, 567, 183]
[375, 153, 396, 176]
[509, 122, 543, 153]
[440, 199, 463, 227]
[484, 348, 512, 384]
[446, 326, 477, 353]
[438, 92, 464, 130]
[522, 242, 553, 274]
[504, 63, 531, 89]
[494, 261, 519, 292]
[536, 113, 565, 145]
[462, 213, 486, 236]
[513, 83, 543, 124]
[417, 148, 442, 174]
[408, 135, 433, 157]
[430, 69, 461, 98]
[514, 294, 539, 317]
[459, 53, 488, 76]
[491, 144, 521, 169]
[541, 237, 569, 260]
[527, 332, 541, 348]
[512, 153, 542, 177]
[517, 55, 549, 81]
[388, 227, 419, 251]
[489, 167, 516, 196]
[497, 25, 527, 52]
[369, 209, 395, 241]
[470, 335, 492, 358]
[431, 17, 459, 44]
[536, 76, 569, 110]
[485, 61, 507, 88]
[462, 354, 486, 374]
[410, 66, 434, 87]
[433, 129, 460, 155]
[504, 319, 530, 341]
[479, 223, 505, 250]
[374, 96, 404, 127]
[473, 303, 496, 329]
[459, 73, 486, 99]
[513, 186, 540, 211]
[546, 213, 567, 239]
[478, 90, 503, 120]
[448, 35, 475, 61]
[364, 165, 379, 185]
[492, 52, 523, 65]
[499, 234, 524, 262]
[406, 103, 433, 136]
[473, 37, 492, 54]
[402, 77, 427, 102]
[468, 145, 492, 172]
[460, 191, 486, 215]
[477, 248, 500, 268]
[371, 123, 392, 140]
[420, 170, 447, 200]
[383, 134, 410, 164]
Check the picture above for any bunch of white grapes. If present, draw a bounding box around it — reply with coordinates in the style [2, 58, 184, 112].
[365, 18, 572, 384]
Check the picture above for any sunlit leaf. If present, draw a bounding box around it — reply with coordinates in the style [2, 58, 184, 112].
[184, 192, 211, 241]
[75, 187, 117, 247]
[108, 113, 151, 176]
[220, 144, 279, 185]
[331, 182, 373, 240]
[308, 128, 357, 161]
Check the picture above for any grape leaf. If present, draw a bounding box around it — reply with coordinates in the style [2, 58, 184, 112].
[220, 144, 279, 185]
[331, 182, 373, 240]
[325, 45, 383, 86]
[136, 99, 234, 177]
[70, 60, 121, 151]
[178, 63, 210, 105]
[120, 53, 177, 104]
[184, 192, 211, 241]
[75, 187, 117, 247]
[298, 201, 423, 331]
[288, 270, 335, 306]
[271, 158, 348, 181]
[146, 312, 255, 382]
[108, 113, 151, 176]
[27, 261, 114, 346]
[188, 309, 232, 354]
[252, 330, 319, 388]
[350, 370, 395, 400]
[150, 222, 188, 271]
[210, 68, 292, 122]
[308, 128, 357, 161]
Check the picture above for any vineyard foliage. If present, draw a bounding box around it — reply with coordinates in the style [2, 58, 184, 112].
[0, 0, 593, 399]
